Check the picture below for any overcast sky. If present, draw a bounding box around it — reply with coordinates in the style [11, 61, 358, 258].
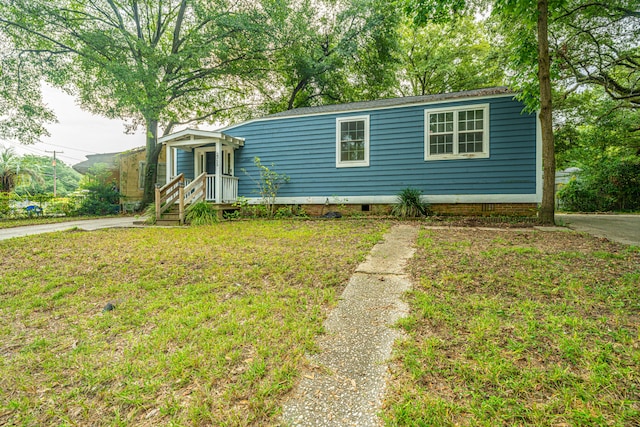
[6, 85, 146, 166]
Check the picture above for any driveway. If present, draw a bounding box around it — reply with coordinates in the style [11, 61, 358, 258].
[0, 217, 143, 241]
[556, 214, 640, 247]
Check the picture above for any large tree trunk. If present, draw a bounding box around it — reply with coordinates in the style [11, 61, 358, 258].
[142, 117, 162, 207]
[537, 0, 555, 225]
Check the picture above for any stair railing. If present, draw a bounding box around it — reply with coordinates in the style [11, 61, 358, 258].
[181, 172, 207, 223]
[155, 172, 208, 224]
[155, 173, 184, 222]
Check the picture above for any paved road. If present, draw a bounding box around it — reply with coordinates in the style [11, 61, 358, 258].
[556, 214, 640, 247]
[0, 217, 142, 241]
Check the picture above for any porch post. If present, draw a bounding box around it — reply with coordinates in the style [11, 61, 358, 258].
[215, 141, 222, 203]
[165, 144, 172, 182]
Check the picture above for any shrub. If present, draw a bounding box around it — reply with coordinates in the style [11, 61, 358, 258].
[558, 157, 640, 212]
[392, 187, 429, 218]
[74, 164, 120, 215]
[43, 197, 75, 216]
[0, 192, 18, 217]
[274, 205, 308, 219]
[186, 201, 219, 225]
[74, 181, 120, 215]
[143, 203, 157, 224]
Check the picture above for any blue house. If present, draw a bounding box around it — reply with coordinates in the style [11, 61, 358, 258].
[158, 87, 541, 218]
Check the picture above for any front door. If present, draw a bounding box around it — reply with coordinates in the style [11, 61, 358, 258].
[195, 147, 216, 176]
[194, 146, 234, 176]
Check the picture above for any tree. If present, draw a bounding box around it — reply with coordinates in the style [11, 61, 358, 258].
[14, 154, 82, 197]
[0, 146, 42, 193]
[552, 1, 640, 108]
[396, 16, 505, 96]
[254, 0, 400, 113]
[406, 0, 560, 224]
[0, 0, 282, 206]
[555, 87, 640, 167]
[0, 33, 57, 144]
[536, 0, 556, 224]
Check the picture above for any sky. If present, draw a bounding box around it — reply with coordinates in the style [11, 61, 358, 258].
[6, 85, 146, 166]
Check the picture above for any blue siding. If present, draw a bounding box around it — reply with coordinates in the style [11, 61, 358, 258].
[176, 149, 194, 180]
[225, 95, 538, 199]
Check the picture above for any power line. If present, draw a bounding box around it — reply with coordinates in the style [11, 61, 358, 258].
[38, 141, 101, 154]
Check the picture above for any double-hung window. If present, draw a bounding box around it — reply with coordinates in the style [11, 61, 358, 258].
[425, 104, 489, 160]
[138, 161, 167, 189]
[336, 115, 369, 167]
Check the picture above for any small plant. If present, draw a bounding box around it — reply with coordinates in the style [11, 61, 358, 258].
[274, 205, 308, 219]
[242, 157, 290, 218]
[185, 201, 219, 225]
[392, 187, 429, 218]
[143, 203, 157, 224]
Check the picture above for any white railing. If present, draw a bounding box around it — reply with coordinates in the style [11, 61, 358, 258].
[204, 175, 238, 202]
[184, 173, 206, 206]
[155, 173, 237, 224]
[222, 176, 239, 203]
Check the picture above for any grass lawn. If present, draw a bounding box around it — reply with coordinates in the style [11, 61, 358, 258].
[384, 227, 640, 426]
[0, 220, 387, 426]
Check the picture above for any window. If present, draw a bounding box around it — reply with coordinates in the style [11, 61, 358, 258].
[138, 161, 166, 189]
[336, 115, 369, 167]
[425, 104, 489, 160]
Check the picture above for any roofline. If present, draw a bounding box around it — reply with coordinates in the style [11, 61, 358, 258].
[222, 87, 517, 132]
[159, 128, 245, 146]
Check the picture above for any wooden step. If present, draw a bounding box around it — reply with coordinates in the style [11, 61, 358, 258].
[161, 212, 181, 221]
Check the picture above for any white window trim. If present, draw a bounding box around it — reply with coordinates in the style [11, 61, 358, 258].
[336, 115, 370, 168]
[425, 104, 490, 161]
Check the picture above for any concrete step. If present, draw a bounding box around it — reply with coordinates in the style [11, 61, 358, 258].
[155, 219, 182, 226]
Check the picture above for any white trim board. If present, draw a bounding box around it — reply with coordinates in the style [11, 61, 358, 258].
[241, 194, 540, 205]
[536, 111, 543, 203]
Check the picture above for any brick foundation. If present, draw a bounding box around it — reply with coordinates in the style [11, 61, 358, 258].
[429, 203, 538, 217]
[282, 203, 538, 217]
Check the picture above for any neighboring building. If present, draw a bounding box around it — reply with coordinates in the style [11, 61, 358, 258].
[72, 152, 120, 184]
[161, 87, 541, 216]
[118, 146, 167, 211]
[555, 167, 581, 209]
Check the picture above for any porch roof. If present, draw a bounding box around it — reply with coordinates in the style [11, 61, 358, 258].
[159, 128, 244, 149]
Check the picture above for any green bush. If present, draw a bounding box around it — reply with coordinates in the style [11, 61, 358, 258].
[43, 197, 75, 216]
[274, 205, 307, 219]
[558, 157, 640, 212]
[73, 164, 120, 215]
[392, 187, 430, 218]
[185, 201, 219, 225]
[74, 181, 120, 215]
[0, 192, 17, 217]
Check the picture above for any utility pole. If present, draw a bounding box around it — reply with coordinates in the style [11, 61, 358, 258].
[45, 150, 63, 197]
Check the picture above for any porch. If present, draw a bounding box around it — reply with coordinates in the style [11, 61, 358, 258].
[155, 128, 245, 224]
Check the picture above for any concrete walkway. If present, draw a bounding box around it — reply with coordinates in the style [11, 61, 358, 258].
[282, 224, 419, 426]
[556, 214, 640, 246]
[0, 217, 143, 241]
